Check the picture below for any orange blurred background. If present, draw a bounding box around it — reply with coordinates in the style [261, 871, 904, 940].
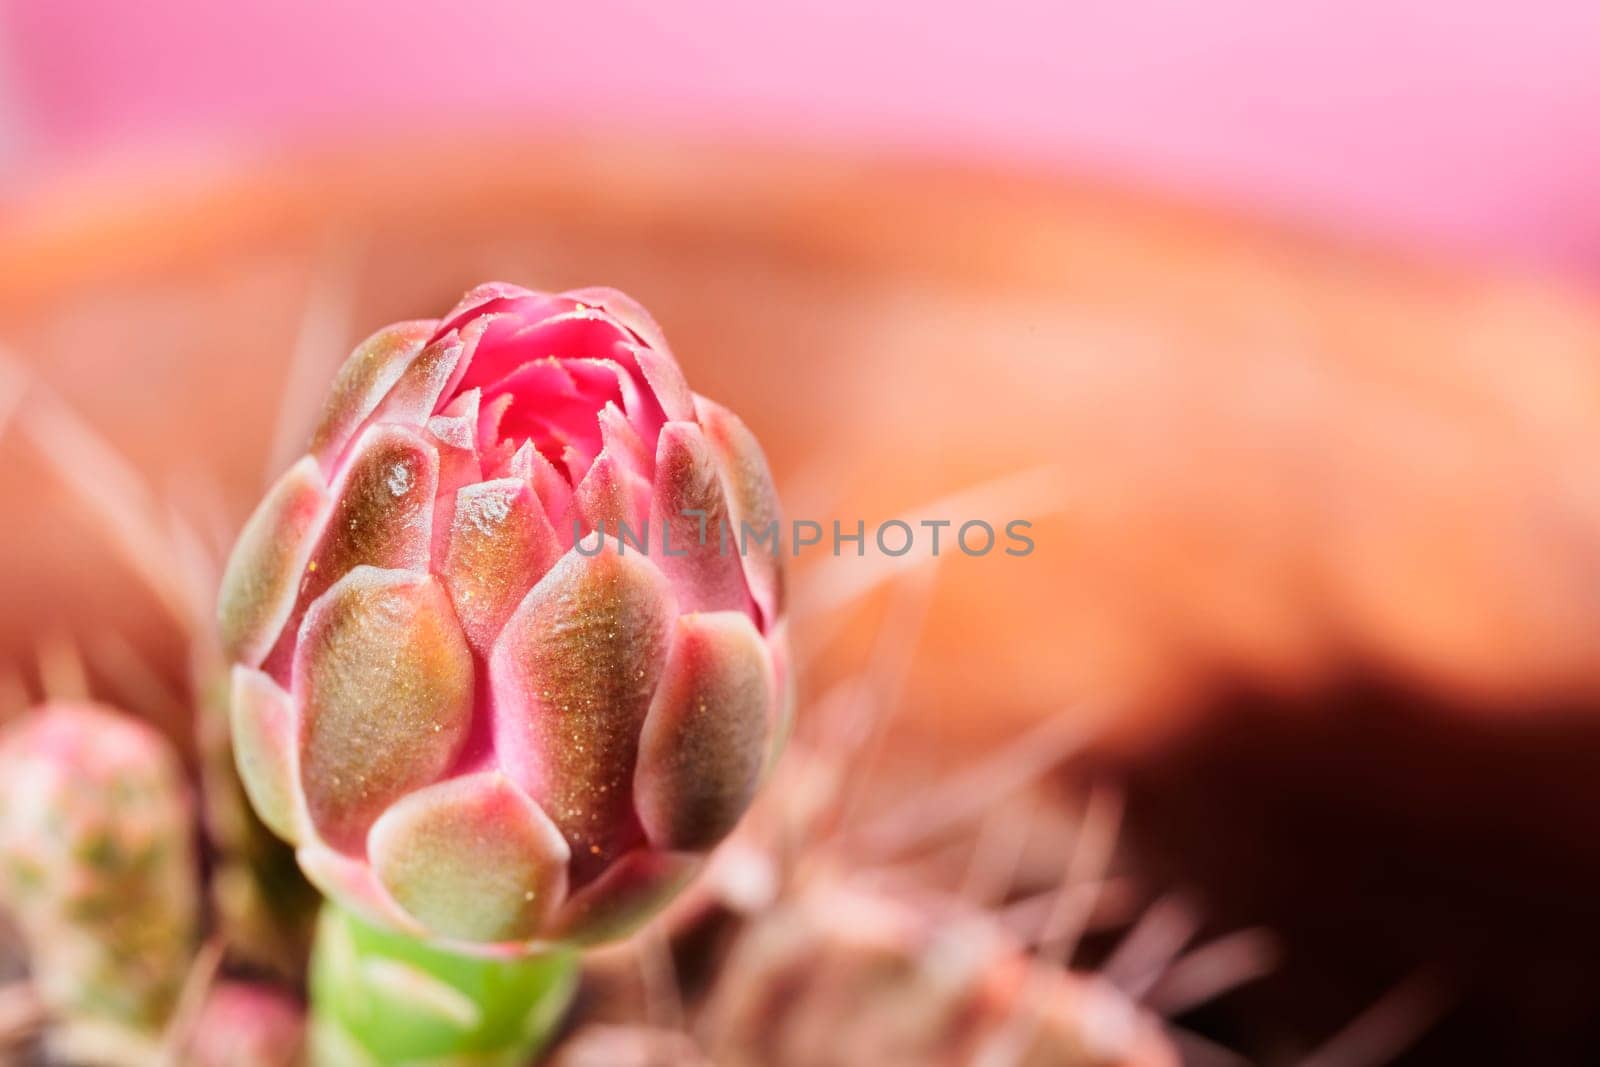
[4, 6, 1600, 1063]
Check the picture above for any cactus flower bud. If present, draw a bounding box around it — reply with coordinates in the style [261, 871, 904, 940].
[219, 284, 789, 951]
[0, 703, 199, 1050]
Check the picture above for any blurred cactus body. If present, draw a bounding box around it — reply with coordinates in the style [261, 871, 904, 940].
[0, 703, 199, 1054]
[548, 1025, 712, 1066]
[185, 981, 307, 1067]
[220, 283, 790, 952]
[708, 885, 1177, 1067]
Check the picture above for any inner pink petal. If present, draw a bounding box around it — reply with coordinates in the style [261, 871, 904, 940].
[454, 309, 632, 396]
[445, 304, 672, 502]
[497, 403, 601, 484]
[568, 356, 667, 457]
[436, 292, 570, 352]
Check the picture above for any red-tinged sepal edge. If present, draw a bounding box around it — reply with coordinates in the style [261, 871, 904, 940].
[634, 611, 773, 850]
[597, 401, 653, 479]
[218, 456, 330, 668]
[436, 283, 564, 342]
[650, 422, 753, 616]
[364, 332, 465, 433]
[490, 542, 674, 882]
[566, 451, 648, 541]
[294, 567, 473, 853]
[443, 479, 561, 654]
[549, 849, 703, 946]
[565, 286, 673, 358]
[298, 842, 427, 939]
[426, 390, 485, 493]
[694, 395, 786, 626]
[510, 439, 574, 539]
[309, 321, 437, 471]
[261, 423, 441, 678]
[565, 287, 694, 422]
[369, 772, 570, 943]
[229, 666, 304, 844]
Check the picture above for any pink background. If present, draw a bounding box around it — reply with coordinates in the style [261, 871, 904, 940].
[3, 0, 1599, 277]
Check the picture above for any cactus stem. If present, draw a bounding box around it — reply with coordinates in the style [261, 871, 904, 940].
[308, 904, 578, 1067]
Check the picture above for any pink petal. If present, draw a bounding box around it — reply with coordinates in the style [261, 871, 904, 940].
[451, 303, 615, 394]
[634, 612, 773, 851]
[548, 849, 701, 945]
[365, 333, 465, 428]
[264, 424, 440, 675]
[564, 358, 641, 423]
[294, 568, 474, 853]
[694, 396, 787, 628]
[567, 352, 669, 453]
[566, 452, 650, 545]
[309, 321, 436, 471]
[650, 422, 755, 616]
[630, 342, 695, 423]
[298, 842, 421, 935]
[505, 440, 574, 537]
[435, 283, 559, 342]
[425, 400, 485, 562]
[217, 456, 329, 668]
[497, 310, 634, 374]
[368, 772, 570, 944]
[563, 287, 671, 354]
[475, 391, 517, 473]
[597, 401, 653, 480]
[438, 387, 481, 421]
[229, 666, 303, 843]
[489, 545, 674, 882]
[559, 289, 692, 423]
[442, 479, 561, 654]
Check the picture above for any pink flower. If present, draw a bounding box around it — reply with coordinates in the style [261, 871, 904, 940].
[219, 284, 789, 951]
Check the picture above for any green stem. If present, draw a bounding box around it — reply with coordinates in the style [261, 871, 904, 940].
[308, 904, 578, 1067]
